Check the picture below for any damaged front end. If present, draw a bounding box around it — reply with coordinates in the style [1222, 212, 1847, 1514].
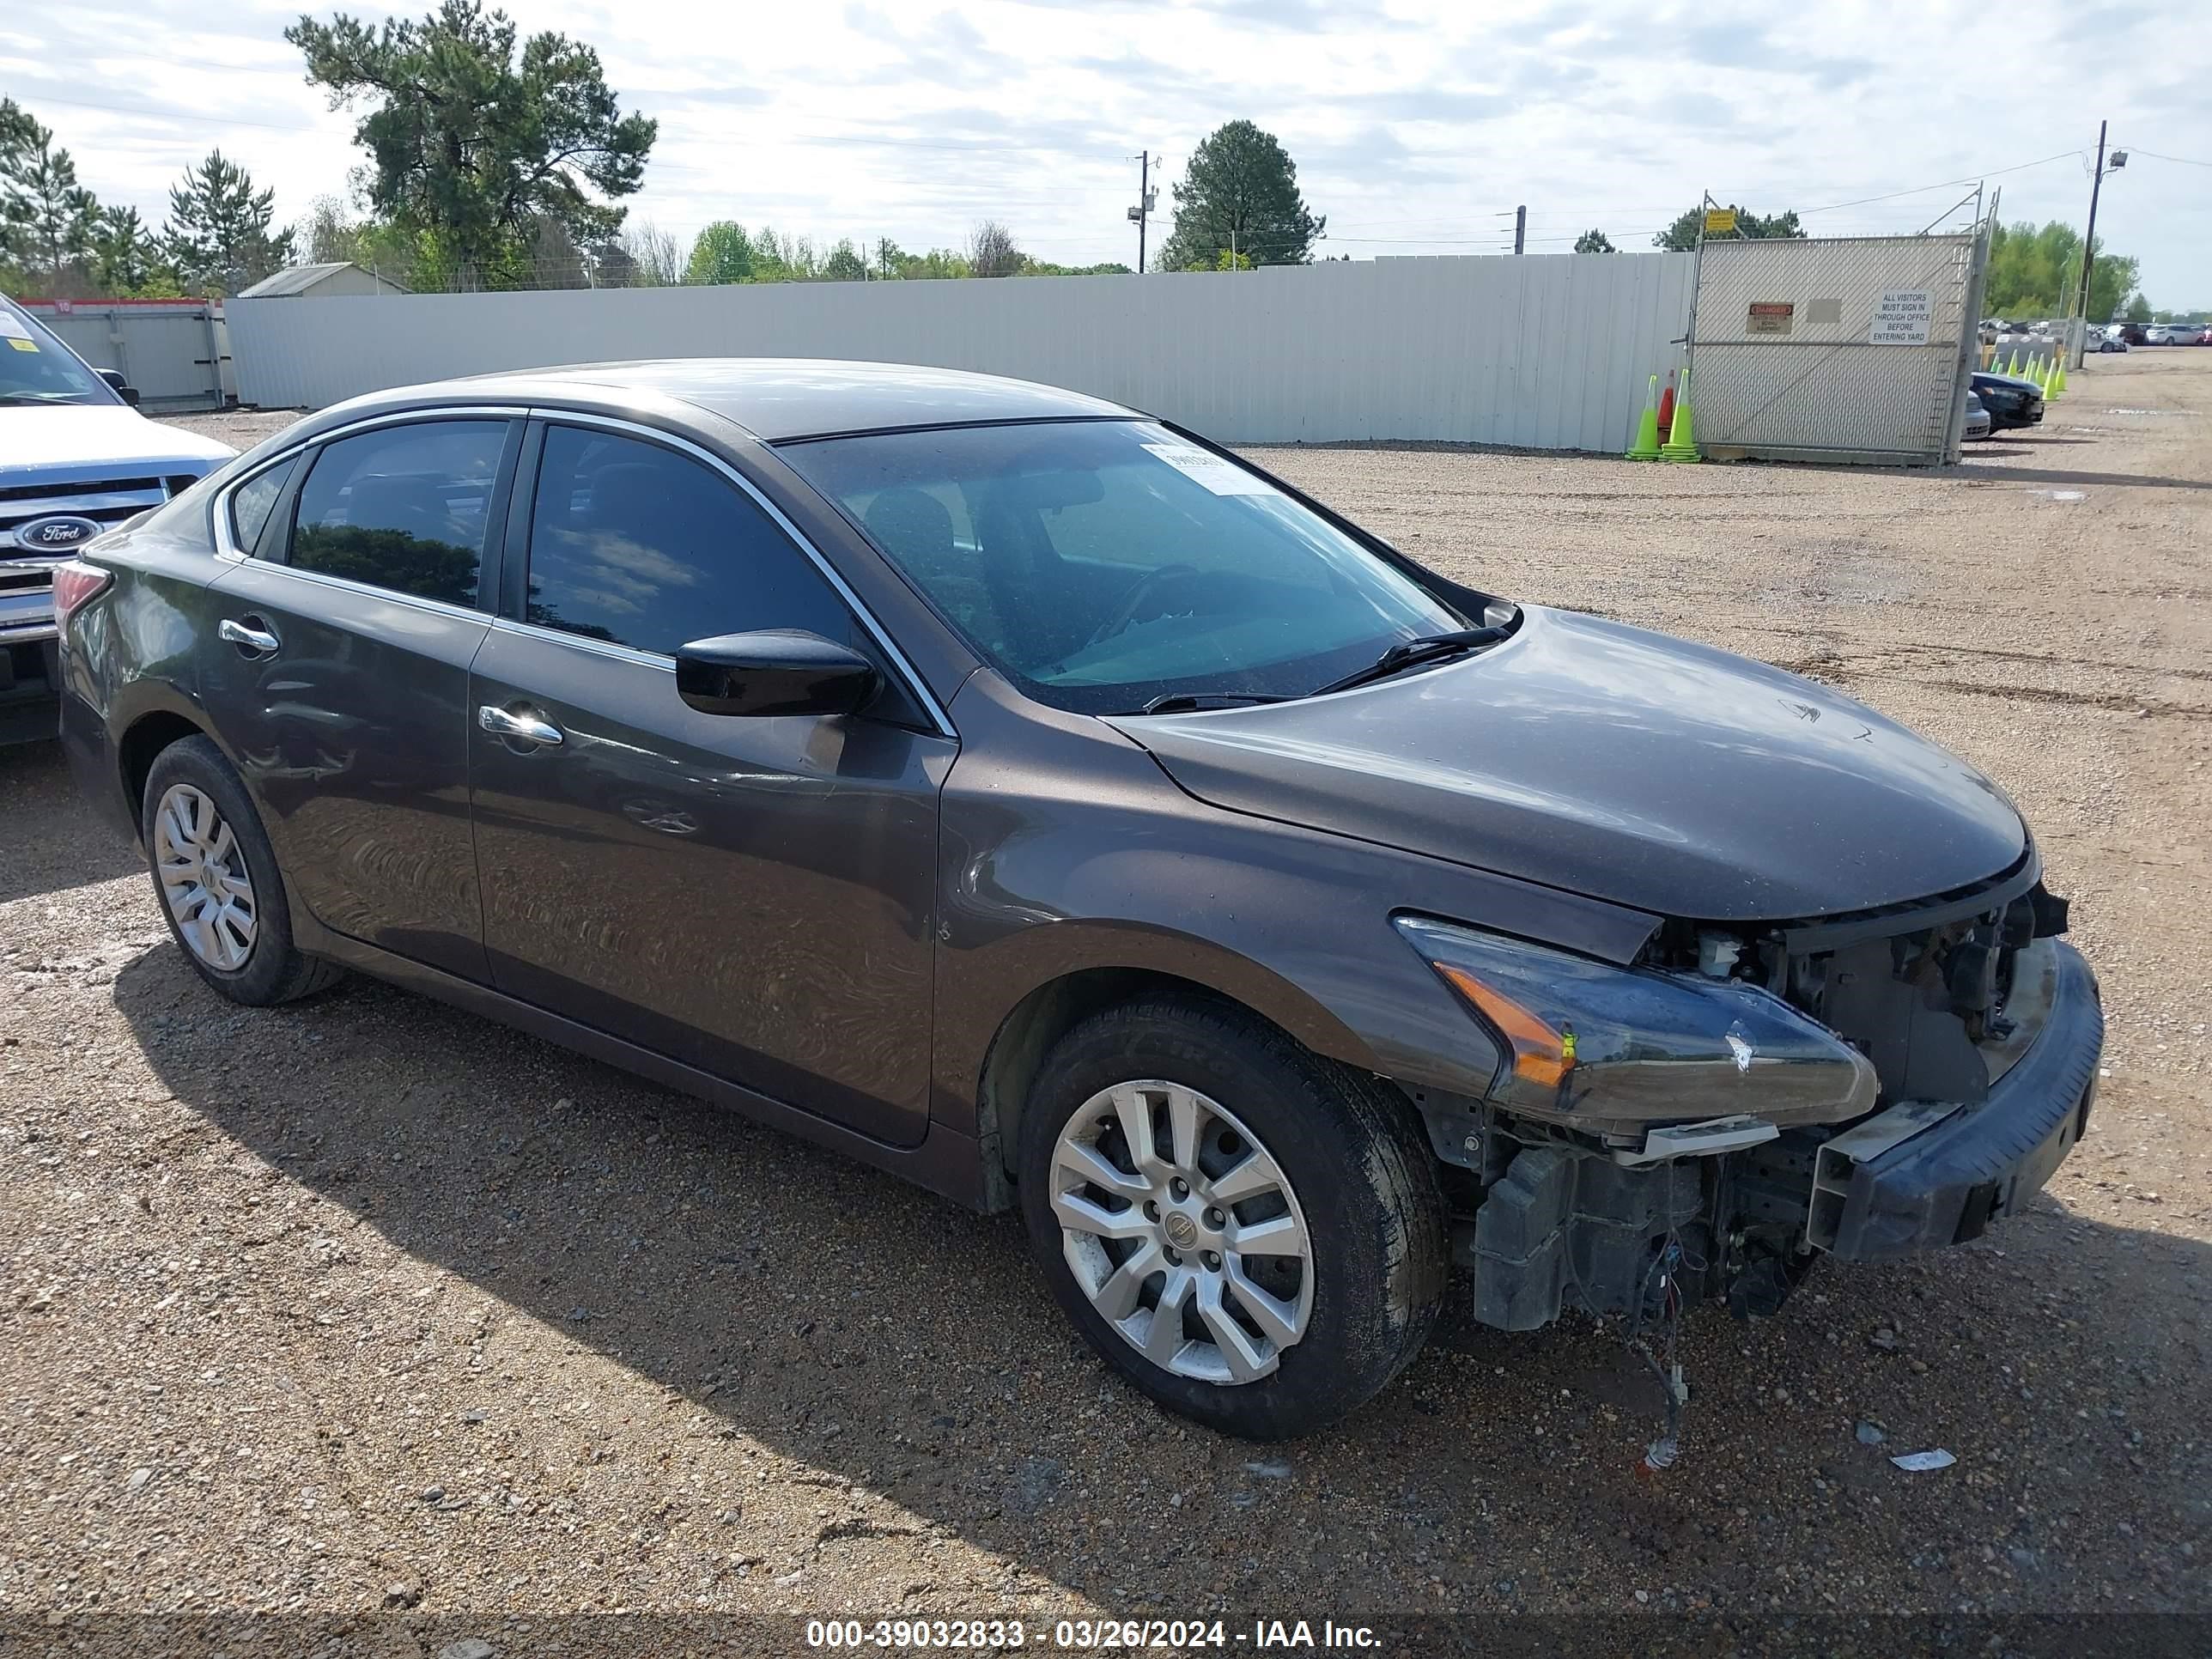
[1397, 854, 2102, 1335]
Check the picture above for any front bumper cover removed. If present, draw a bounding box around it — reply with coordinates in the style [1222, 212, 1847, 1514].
[1812, 941, 2101, 1262]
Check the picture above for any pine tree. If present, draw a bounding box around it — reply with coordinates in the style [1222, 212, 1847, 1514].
[163, 151, 293, 293]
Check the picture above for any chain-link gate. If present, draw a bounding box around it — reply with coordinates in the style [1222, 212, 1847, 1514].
[1686, 229, 1988, 465]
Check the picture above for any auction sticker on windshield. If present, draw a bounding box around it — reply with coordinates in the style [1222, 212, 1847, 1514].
[1143, 443, 1277, 495]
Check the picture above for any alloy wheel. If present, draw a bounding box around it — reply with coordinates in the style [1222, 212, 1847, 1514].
[154, 782, 258, 972]
[1049, 1080, 1314, 1385]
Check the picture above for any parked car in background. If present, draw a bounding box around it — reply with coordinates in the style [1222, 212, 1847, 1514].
[1964, 389, 1992, 440]
[2086, 327, 2127, 354]
[2111, 323, 2148, 347]
[2144, 325, 2191, 345]
[52, 360, 2102, 1438]
[0, 295, 234, 744]
[1970, 370, 2046, 431]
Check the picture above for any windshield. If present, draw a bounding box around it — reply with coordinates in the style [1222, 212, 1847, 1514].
[781, 419, 1466, 714]
[0, 304, 112, 405]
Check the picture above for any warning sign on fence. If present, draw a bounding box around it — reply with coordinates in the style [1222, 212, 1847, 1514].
[1747, 301, 1795, 335]
[1870, 289, 1934, 345]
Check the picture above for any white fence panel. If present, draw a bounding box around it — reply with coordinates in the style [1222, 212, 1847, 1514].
[227, 254, 1695, 451]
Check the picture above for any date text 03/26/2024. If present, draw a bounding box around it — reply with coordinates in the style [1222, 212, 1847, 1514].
[805, 1619, 1383, 1650]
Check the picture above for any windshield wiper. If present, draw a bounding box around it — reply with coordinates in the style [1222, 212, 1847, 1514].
[0, 392, 89, 406]
[1134, 691, 1291, 715]
[1306, 626, 1508, 698]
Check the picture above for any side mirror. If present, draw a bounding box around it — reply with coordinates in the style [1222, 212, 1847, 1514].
[97, 369, 140, 406]
[675, 629, 881, 719]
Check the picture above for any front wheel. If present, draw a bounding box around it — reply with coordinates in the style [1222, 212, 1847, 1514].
[1018, 997, 1446, 1439]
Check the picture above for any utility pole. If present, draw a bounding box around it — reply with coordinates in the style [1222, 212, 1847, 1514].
[2073, 120, 2120, 367]
[1127, 151, 1158, 273]
[1513, 204, 1526, 256]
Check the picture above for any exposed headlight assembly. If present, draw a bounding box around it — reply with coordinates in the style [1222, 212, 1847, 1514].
[1395, 915, 1879, 1127]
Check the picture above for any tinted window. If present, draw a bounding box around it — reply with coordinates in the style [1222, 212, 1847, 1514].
[228, 455, 299, 552]
[290, 421, 507, 607]
[781, 419, 1465, 715]
[524, 425, 858, 656]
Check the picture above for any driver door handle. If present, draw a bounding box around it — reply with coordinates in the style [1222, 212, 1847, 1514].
[218, 617, 281, 655]
[478, 704, 564, 747]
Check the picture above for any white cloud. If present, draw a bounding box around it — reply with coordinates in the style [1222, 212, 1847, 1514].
[3, 0, 2205, 299]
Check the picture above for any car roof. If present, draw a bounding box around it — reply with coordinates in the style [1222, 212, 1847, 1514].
[445, 357, 1139, 442]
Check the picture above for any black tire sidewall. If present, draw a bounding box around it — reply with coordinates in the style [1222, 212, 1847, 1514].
[141, 736, 305, 1006]
[1018, 1000, 1443, 1440]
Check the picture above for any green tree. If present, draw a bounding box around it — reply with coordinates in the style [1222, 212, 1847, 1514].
[687, 222, 757, 284]
[91, 206, 172, 294]
[1158, 120, 1323, 270]
[287, 0, 656, 290]
[2123, 292, 2153, 325]
[1, 105, 98, 291]
[1653, 204, 1803, 251]
[163, 151, 293, 293]
[1982, 219, 2136, 322]
[821, 238, 866, 282]
[1573, 228, 1615, 253]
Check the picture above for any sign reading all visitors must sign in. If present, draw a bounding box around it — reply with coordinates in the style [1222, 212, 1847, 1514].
[1870, 289, 1935, 345]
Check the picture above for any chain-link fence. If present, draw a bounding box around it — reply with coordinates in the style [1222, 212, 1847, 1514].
[1687, 230, 1987, 465]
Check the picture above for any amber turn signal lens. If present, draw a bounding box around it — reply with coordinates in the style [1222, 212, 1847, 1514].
[1436, 963, 1574, 1088]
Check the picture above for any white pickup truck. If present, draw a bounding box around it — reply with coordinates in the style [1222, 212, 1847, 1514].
[2, 296, 235, 744]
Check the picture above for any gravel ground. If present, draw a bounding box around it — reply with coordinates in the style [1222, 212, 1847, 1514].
[3, 356, 2207, 1653]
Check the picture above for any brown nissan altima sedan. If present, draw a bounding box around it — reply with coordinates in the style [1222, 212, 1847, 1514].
[54, 361, 2100, 1439]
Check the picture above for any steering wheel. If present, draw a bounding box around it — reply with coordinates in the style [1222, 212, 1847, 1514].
[1085, 564, 1202, 650]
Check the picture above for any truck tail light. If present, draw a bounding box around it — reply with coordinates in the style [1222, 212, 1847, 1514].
[51, 561, 113, 629]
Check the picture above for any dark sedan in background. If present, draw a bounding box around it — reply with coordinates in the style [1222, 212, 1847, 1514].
[52, 362, 2101, 1439]
[1970, 369, 2047, 432]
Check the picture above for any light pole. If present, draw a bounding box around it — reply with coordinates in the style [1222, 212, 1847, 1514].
[2073, 122, 2126, 367]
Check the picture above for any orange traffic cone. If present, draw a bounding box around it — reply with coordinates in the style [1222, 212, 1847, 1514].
[1656, 372, 1677, 442]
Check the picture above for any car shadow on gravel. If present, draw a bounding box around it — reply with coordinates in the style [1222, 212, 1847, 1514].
[0, 741, 141, 902]
[109, 946, 2212, 1616]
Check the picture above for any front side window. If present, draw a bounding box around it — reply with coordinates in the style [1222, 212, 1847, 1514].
[780, 419, 1466, 714]
[522, 425, 860, 657]
[289, 421, 507, 607]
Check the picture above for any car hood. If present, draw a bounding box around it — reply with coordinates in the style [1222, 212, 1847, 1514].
[1106, 607, 2027, 922]
[1972, 374, 2044, 395]
[0, 405, 234, 481]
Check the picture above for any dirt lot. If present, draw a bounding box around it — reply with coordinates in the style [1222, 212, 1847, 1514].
[3, 356, 2207, 1652]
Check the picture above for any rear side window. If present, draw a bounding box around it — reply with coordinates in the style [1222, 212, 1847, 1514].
[289, 420, 507, 607]
[522, 425, 859, 657]
[228, 455, 299, 552]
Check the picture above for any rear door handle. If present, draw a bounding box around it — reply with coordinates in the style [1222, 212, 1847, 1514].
[478, 704, 564, 747]
[218, 617, 281, 655]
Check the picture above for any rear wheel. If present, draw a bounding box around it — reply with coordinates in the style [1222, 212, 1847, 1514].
[141, 735, 341, 1006]
[1018, 997, 1446, 1439]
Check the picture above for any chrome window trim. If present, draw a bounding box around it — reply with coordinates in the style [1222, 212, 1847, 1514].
[488, 616, 674, 675]
[231, 555, 495, 629]
[519, 408, 957, 739]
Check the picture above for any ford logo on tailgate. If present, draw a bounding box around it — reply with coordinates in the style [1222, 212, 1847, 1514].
[15, 514, 102, 551]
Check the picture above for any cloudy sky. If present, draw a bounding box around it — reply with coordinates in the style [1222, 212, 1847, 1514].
[5, 0, 2206, 300]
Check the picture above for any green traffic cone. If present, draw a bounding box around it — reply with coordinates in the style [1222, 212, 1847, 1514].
[1659, 368, 1700, 463]
[1625, 374, 1662, 460]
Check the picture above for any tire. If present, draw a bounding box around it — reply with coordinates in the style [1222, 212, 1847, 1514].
[140, 734, 343, 1006]
[1017, 996, 1446, 1439]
